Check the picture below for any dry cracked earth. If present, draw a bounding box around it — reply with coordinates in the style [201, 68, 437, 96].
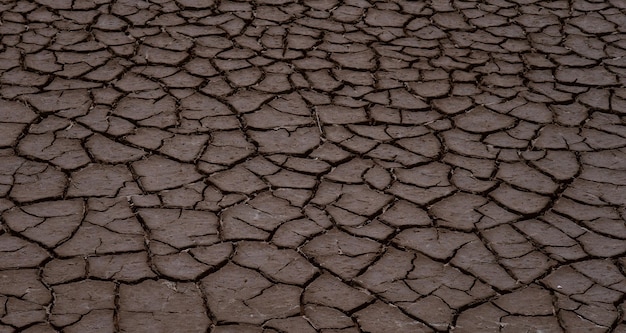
[1, 0, 626, 332]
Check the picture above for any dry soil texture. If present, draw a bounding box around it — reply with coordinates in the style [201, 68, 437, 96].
[1, 0, 626, 332]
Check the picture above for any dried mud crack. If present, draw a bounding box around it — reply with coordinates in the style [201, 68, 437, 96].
[1, 0, 626, 332]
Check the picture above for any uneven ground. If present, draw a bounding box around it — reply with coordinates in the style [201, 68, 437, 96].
[1, 0, 626, 332]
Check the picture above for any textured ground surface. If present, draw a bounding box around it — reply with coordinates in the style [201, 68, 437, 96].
[1, 0, 626, 332]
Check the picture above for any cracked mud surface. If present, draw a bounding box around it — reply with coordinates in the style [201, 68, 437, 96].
[1, 0, 626, 332]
